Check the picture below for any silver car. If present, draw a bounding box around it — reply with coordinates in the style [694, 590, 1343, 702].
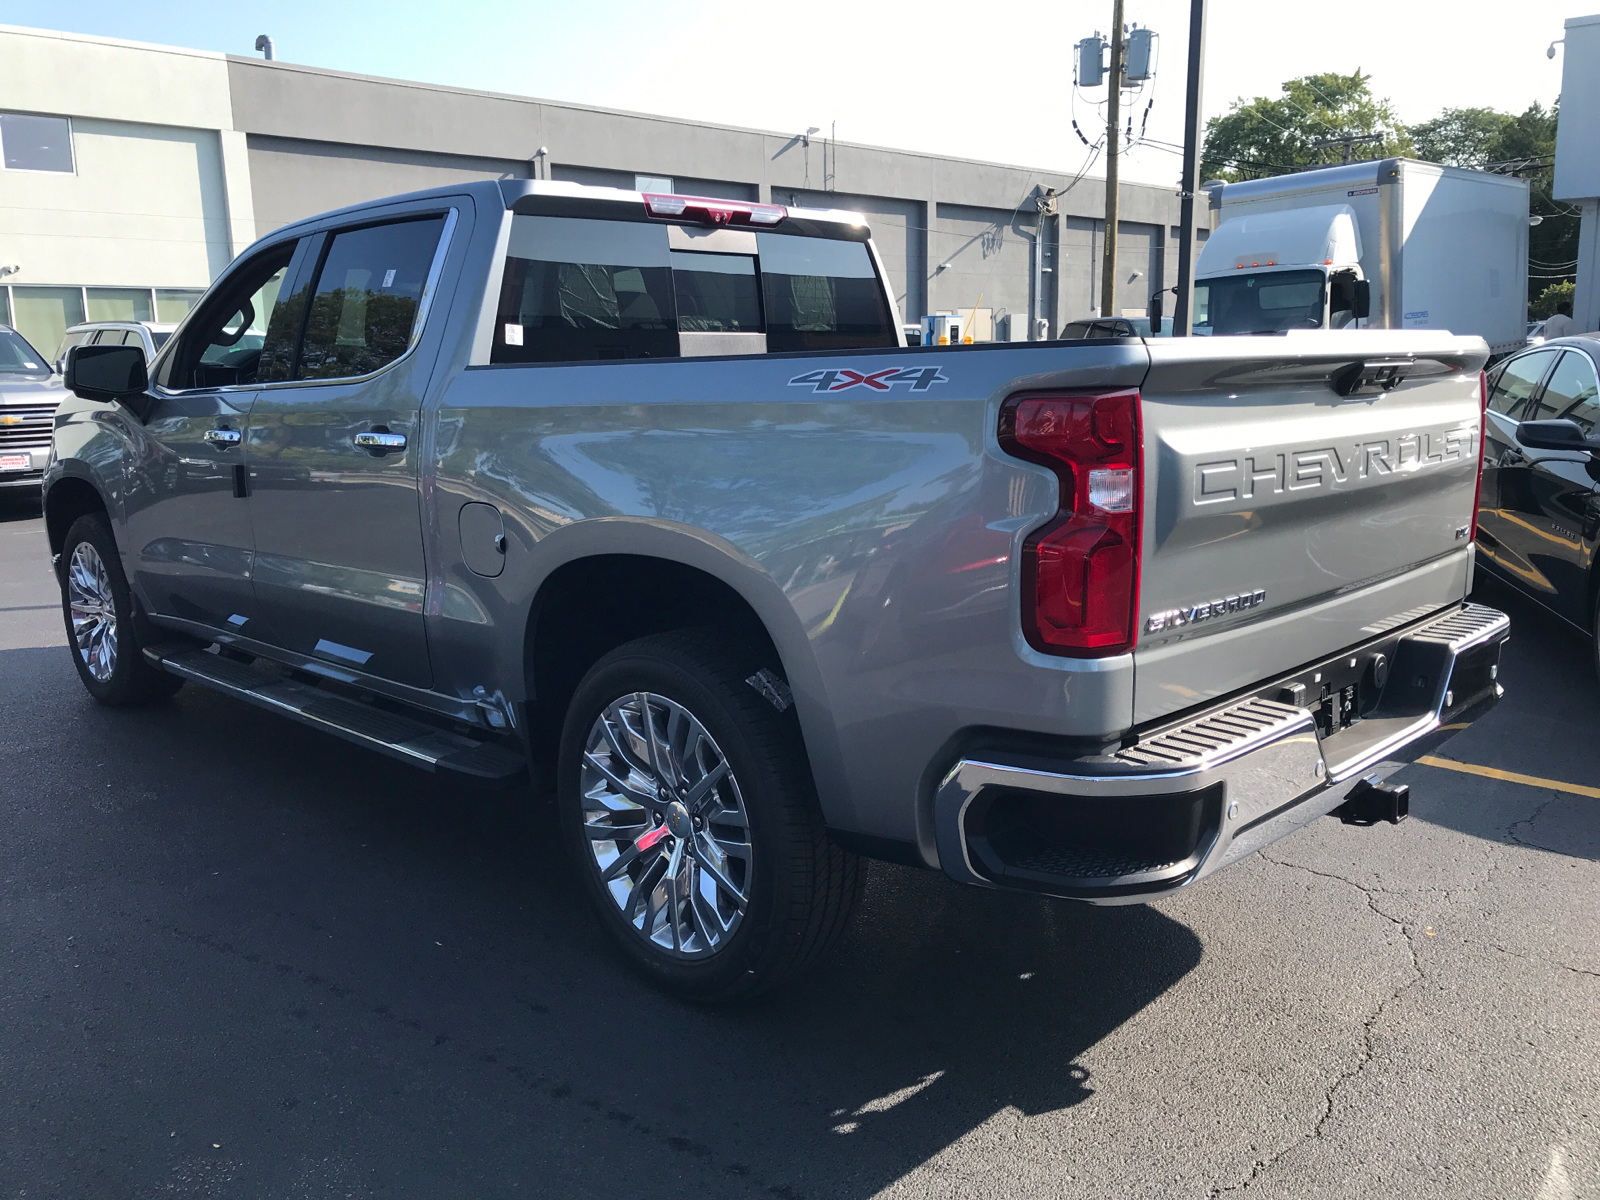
[0, 324, 61, 493]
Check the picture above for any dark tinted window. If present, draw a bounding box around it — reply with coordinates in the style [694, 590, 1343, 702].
[1488, 349, 1557, 417]
[494, 215, 677, 363]
[0, 113, 74, 173]
[756, 233, 896, 352]
[297, 216, 446, 380]
[0, 329, 48, 374]
[1060, 319, 1131, 339]
[672, 251, 761, 332]
[1532, 350, 1599, 422]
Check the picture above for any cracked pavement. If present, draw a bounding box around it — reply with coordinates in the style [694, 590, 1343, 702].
[2, 500, 1597, 1200]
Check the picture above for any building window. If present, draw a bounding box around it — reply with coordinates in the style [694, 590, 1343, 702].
[86, 287, 154, 323]
[155, 289, 205, 322]
[0, 113, 75, 174]
[10, 287, 85, 363]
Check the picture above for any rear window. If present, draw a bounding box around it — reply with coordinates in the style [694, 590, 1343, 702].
[755, 233, 896, 352]
[671, 251, 761, 333]
[495, 217, 677, 364]
[491, 215, 895, 363]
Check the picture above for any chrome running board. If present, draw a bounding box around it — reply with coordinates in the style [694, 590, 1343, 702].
[145, 646, 526, 783]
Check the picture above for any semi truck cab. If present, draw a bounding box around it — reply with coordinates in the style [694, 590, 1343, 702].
[1193, 203, 1370, 335]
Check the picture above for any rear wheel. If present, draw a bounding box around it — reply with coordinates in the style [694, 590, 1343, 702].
[557, 631, 861, 1002]
[59, 513, 182, 706]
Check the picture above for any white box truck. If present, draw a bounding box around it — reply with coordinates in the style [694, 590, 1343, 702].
[1195, 159, 1529, 354]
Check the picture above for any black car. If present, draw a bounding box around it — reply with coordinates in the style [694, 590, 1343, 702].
[1477, 336, 1600, 673]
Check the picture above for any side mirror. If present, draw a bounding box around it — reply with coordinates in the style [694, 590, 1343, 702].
[1517, 418, 1598, 454]
[1148, 289, 1164, 327]
[1353, 279, 1371, 320]
[65, 344, 149, 405]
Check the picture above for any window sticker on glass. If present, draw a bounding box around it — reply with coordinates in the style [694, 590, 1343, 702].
[504, 323, 524, 346]
[383, 269, 397, 288]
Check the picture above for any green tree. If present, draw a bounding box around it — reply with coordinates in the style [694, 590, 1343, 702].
[1531, 279, 1575, 319]
[1200, 72, 1413, 181]
[1408, 106, 1512, 167]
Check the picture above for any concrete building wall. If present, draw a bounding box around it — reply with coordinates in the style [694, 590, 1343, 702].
[930, 203, 1042, 338]
[247, 136, 528, 236]
[554, 165, 756, 203]
[4, 119, 234, 287]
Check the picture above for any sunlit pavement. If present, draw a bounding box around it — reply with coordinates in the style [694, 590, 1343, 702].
[2, 492, 1595, 1200]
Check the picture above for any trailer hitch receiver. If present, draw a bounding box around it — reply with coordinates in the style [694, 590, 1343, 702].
[1333, 776, 1410, 826]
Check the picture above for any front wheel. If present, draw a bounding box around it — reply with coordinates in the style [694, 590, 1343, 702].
[58, 513, 183, 706]
[557, 631, 861, 1002]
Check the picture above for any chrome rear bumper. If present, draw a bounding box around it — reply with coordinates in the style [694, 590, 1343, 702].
[934, 602, 1509, 903]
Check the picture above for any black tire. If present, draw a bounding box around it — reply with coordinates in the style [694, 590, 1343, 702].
[557, 630, 861, 1002]
[58, 512, 183, 706]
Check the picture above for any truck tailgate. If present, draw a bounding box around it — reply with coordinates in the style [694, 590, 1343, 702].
[1133, 331, 1486, 725]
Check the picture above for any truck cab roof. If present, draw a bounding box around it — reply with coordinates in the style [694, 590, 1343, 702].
[1197, 203, 1362, 276]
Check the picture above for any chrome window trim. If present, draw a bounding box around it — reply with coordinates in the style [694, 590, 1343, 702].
[152, 206, 460, 399]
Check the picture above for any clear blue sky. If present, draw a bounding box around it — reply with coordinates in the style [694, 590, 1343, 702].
[0, 0, 1580, 186]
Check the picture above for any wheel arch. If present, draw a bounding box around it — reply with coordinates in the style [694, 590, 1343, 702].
[516, 518, 854, 829]
[43, 472, 111, 564]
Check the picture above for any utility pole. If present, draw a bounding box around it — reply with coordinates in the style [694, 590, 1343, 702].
[1099, 0, 1125, 318]
[1172, 0, 1207, 336]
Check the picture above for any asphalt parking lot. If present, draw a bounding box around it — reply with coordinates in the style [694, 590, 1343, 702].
[2, 491, 1597, 1200]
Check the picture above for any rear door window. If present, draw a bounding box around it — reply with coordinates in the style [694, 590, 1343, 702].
[1488, 349, 1557, 418]
[1532, 350, 1600, 422]
[755, 233, 896, 352]
[296, 215, 447, 380]
[495, 216, 677, 363]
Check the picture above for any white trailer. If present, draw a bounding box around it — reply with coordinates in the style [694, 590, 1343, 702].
[1196, 159, 1529, 354]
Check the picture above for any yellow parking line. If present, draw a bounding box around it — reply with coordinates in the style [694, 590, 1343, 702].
[1417, 755, 1600, 799]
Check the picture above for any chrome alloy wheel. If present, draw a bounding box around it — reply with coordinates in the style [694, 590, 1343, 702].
[67, 541, 118, 683]
[580, 692, 753, 958]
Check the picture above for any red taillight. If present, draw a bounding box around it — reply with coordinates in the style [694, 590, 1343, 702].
[642, 192, 787, 227]
[999, 390, 1143, 657]
[1471, 369, 1487, 543]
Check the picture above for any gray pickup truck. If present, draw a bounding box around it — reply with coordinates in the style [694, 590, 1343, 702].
[46, 179, 1508, 999]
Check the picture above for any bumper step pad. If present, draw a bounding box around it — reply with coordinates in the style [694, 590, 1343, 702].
[145, 646, 526, 782]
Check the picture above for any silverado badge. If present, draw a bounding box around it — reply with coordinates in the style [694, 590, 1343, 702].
[1146, 589, 1266, 634]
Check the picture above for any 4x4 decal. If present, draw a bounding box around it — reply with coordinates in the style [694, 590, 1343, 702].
[787, 366, 949, 393]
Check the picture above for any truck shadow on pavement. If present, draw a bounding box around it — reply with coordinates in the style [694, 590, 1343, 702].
[1, 643, 1203, 1199]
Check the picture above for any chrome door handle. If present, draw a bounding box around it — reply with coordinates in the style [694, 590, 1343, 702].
[354, 431, 407, 452]
[204, 428, 242, 447]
